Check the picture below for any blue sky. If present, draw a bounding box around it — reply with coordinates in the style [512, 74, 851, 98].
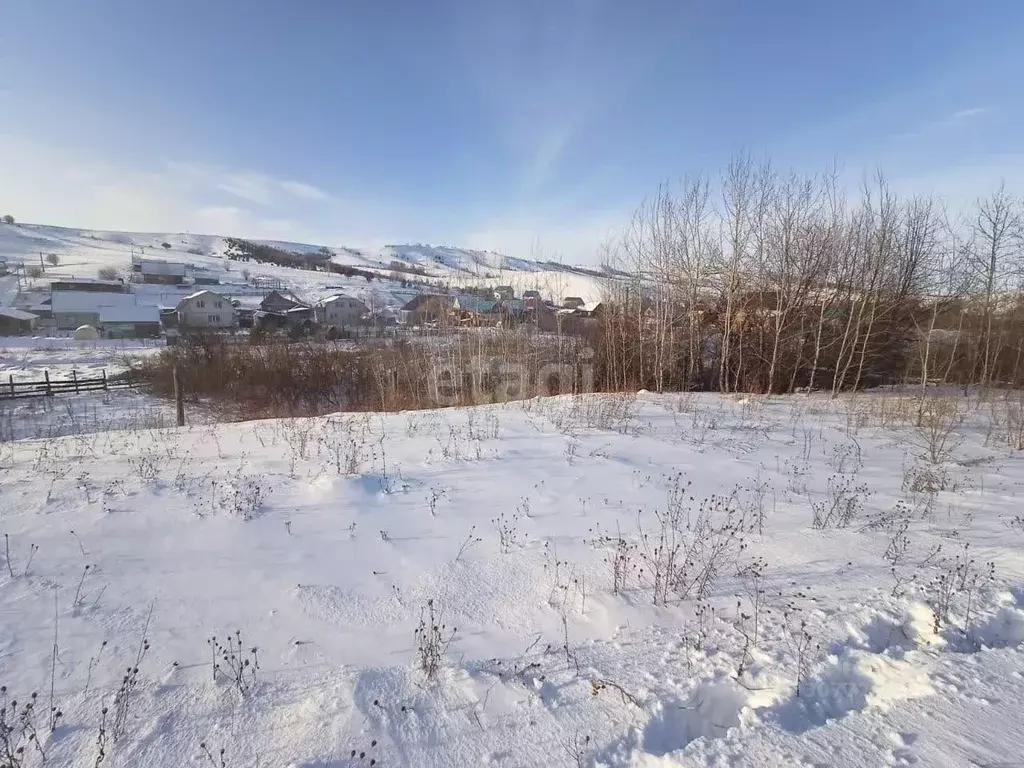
[2, 0, 1023, 262]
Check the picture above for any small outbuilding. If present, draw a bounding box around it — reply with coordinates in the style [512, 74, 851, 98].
[0, 307, 38, 335]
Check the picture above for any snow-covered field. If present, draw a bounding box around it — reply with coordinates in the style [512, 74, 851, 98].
[0, 336, 164, 380]
[0, 337, 173, 441]
[1, 392, 1023, 766]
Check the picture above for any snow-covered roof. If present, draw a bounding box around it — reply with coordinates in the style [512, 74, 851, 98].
[319, 293, 362, 305]
[0, 307, 38, 321]
[51, 291, 137, 313]
[180, 289, 227, 302]
[99, 305, 160, 324]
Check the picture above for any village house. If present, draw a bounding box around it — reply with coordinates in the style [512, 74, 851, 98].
[175, 290, 238, 330]
[135, 259, 187, 285]
[315, 294, 368, 330]
[493, 285, 515, 301]
[453, 296, 497, 315]
[259, 290, 307, 314]
[98, 305, 161, 339]
[50, 291, 139, 330]
[50, 279, 124, 293]
[562, 296, 585, 309]
[0, 307, 38, 335]
[397, 294, 448, 326]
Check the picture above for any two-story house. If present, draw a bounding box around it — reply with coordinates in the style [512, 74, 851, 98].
[315, 294, 368, 330]
[175, 290, 238, 330]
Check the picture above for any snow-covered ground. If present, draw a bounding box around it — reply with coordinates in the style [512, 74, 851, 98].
[0, 336, 173, 441]
[1, 391, 1023, 766]
[0, 222, 609, 311]
[0, 336, 164, 380]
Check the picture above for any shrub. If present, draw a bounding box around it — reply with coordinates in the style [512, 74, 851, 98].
[97, 266, 119, 281]
[208, 631, 259, 696]
[810, 472, 871, 529]
[0, 687, 46, 766]
[25, 266, 42, 279]
[638, 475, 750, 605]
[912, 396, 964, 464]
[414, 599, 456, 680]
[45, 254, 59, 266]
[161, 242, 172, 249]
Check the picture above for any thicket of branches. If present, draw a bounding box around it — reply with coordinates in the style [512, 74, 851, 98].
[133, 332, 591, 418]
[597, 156, 1024, 394]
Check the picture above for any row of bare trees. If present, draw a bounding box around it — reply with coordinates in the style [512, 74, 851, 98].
[596, 156, 1024, 395]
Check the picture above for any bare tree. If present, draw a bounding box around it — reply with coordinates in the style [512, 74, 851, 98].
[966, 183, 1023, 388]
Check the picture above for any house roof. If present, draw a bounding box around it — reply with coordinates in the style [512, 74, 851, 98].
[261, 289, 306, 306]
[176, 290, 233, 310]
[319, 294, 365, 306]
[180, 289, 226, 302]
[401, 294, 445, 311]
[454, 296, 497, 313]
[51, 291, 138, 313]
[99, 305, 160, 324]
[50, 279, 123, 288]
[0, 307, 38, 321]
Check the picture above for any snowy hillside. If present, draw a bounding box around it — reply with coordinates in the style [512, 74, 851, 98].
[1, 392, 1024, 766]
[0, 222, 610, 310]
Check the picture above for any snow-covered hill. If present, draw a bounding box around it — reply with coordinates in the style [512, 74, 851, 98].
[0, 222, 611, 310]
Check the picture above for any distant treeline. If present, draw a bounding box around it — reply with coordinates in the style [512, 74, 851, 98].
[224, 237, 378, 281]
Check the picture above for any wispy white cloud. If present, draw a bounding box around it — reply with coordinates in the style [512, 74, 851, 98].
[280, 180, 329, 201]
[168, 163, 333, 207]
[892, 105, 993, 141]
[0, 132, 618, 263]
[947, 106, 989, 121]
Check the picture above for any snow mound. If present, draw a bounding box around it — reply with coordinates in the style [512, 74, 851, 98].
[774, 650, 934, 732]
[641, 681, 749, 754]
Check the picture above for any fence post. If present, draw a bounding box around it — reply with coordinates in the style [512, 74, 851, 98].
[8, 375, 13, 398]
[72, 369, 79, 393]
[173, 366, 185, 426]
[44, 370, 52, 396]
[102, 369, 108, 391]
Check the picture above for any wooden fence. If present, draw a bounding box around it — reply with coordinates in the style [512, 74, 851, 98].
[0, 370, 138, 400]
